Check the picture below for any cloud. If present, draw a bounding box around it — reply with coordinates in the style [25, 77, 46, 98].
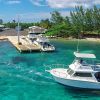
[30, 0, 46, 6]
[29, 0, 100, 9]
[0, 0, 21, 4]
[46, 0, 95, 8]
[6, 0, 21, 4]
[94, 0, 100, 5]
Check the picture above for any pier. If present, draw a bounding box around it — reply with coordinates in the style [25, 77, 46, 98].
[0, 26, 55, 52]
[0, 36, 7, 40]
[7, 36, 40, 52]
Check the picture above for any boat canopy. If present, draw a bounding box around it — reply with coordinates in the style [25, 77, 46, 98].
[74, 52, 96, 59]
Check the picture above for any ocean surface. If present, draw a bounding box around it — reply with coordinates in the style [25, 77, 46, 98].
[0, 39, 100, 100]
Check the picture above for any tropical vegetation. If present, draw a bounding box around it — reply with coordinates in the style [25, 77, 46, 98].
[3, 6, 100, 38]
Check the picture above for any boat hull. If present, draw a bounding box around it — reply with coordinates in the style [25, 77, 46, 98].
[52, 75, 100, 90]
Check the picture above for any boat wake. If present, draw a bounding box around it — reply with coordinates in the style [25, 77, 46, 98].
[0, 62, 55, 85]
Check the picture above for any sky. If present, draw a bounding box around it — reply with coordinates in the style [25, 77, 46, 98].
[0, 0, 100, 22]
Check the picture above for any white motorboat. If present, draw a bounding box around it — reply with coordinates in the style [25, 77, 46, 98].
[50, 52, 100, 89]
[27, 26, 55, 51]
[27, 26, 47, 43]
[34, 35, 55, 51]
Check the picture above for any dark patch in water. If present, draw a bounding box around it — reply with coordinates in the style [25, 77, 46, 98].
[0, 62, 6, 65]
[12, 56, 36, 66]
[0, 52, 6, 56]
[12, 56, 28, 64]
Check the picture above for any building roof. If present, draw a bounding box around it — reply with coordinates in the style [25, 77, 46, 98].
[0, 25, 4, 28]
[74, 52, 96, 59]
[28, 26, 47, 34]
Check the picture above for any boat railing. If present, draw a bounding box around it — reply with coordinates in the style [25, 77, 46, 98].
[92, 65, 100, 71]
[80, 64, 100, 71]
[44, 46, 55, 50]
[94, 60, 100, 65]
[73, 59, 100, 70]
[91, 60, 100, 70]
[44, 64, 67, 72]
[80, 64, 93, 70]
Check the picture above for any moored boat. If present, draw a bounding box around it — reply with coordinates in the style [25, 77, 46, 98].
[27, 26, 55, 52]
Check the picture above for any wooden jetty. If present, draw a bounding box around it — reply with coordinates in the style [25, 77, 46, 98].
[7, 36, 40, 52]
[0, 36, 7, 40]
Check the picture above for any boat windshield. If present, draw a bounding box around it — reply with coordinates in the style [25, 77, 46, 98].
[67, 68, 74, 76]
[95, 72, 100, 82]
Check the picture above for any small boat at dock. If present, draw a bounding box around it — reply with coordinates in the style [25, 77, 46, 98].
[34, 35, 55, 51]
[27, 26, 55, 52]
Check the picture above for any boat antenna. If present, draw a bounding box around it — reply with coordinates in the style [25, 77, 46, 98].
[77, 32, 79, 52]
[17, 15, 21, 44]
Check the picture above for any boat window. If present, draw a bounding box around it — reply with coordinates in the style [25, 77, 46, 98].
[67, 68, 71, 73]
[95, 72, 100, 82]
[67, 68, 74, 75]
[74, 72, 92, 77]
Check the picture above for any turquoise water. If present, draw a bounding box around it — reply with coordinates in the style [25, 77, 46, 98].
[0, 40, 100, 100]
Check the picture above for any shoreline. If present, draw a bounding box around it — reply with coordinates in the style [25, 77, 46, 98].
[49, 37, 100, 42]
[0, 35, 100, 42]
[0, 29, 100, 42]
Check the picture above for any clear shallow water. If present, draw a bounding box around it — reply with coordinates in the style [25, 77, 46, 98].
[0, 40, 100, 100]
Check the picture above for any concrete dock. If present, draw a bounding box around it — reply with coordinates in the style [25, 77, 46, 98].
[7, 36, 40, 52]
[0, 36, 7, 40]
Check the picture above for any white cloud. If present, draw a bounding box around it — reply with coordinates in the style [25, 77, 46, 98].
[6, 0, 21, 4]
[46, 0, 95, 8]
[30, 0, 46, 6]
[94, 0, 100, 5]
[29, 0, 100, 9]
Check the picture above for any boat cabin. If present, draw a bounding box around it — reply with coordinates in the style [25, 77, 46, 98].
[28, 26, 47, 39]
[67, 52, 100, 82]
[67, 68, 92, 77]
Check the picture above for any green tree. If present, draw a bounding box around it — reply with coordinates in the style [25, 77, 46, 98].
[40, 19, 51, 29]
[50, 11, 64, 24]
